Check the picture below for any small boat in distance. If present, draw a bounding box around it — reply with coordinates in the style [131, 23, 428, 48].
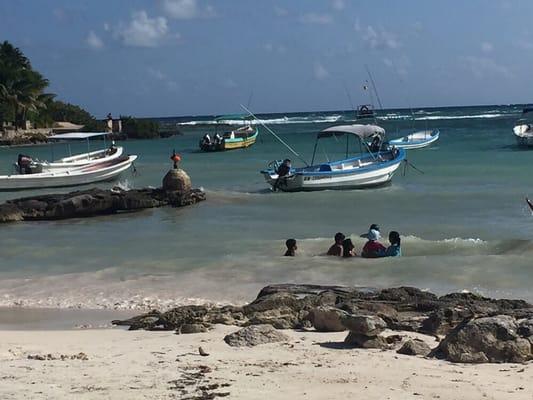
[513, 107, 533, 147]
[389, 129, 440, 149]
[356, 104, 376, 120]
[199, 114, 259, 152]
[260, 124, 405, 192]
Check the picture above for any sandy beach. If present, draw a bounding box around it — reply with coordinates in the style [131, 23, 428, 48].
[1, 324, 531, 400]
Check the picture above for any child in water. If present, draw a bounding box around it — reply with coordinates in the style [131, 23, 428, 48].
[342, 238, 357, 257]
[284, 238, 297, 256]
[327, 232, 345, 256]
[384, 231, 401, 257]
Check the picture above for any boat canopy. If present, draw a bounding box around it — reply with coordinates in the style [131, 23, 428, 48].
[318, 124, 385, 140]
[49, 132, 110, 140]
[214, 114, 254, 122]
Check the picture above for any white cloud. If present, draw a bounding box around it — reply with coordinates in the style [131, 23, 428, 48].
[162, 0, 197, 19]
[161, 0, 215, 19]
[332, 0, 345, 10]
[516, 40, 533, 50]
[148, 68, 166, 80]
[461, 56, 512, 79]
[481, 42, 494, 53]
[114, 11, 170, 47]
[263, 43, 287, 53]
[86, 31, 104, 49]
[300, 13, 333, 25]
[103, 22, 110, 32]
[314, 63, 329, 80]
[222, 78, 238, 88]
[274, 6, 288, 17]
[383, 55, 410, 77]
[363, 26, 401, 50]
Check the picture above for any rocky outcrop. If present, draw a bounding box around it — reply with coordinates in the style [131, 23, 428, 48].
[431, 315, 533, 363]
[223, 325, 290, 347]
[0, 186, 205, 223]
[397, 339, 432, 356]
[113, 284, 533, 363]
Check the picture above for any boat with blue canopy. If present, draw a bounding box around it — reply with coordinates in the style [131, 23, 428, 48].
[260, 124, 405, 192]
[199, 114, 259, 152]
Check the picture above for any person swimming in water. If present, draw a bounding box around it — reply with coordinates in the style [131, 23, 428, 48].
[327, 232, 345, 256]
[361, 229, 386, 258]
[342, 238, 357, 257]
[383, 231, 401, 257]
[284, 238, 297, 256]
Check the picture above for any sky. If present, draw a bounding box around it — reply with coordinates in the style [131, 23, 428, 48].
[1, 0, 533, 118]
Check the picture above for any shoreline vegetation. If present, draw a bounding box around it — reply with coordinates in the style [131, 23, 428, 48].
[0, 41, 178, 146]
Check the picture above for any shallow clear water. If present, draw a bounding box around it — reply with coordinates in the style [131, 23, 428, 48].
[1, 105, 533, 309]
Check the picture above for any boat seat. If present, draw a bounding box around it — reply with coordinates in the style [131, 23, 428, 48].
[319, 164, 332, 172]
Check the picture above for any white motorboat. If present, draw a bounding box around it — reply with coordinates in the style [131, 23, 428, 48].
[0, 155, 137, 191]
[32, 132, 124, 171]
[260, 124, 405, 192]
[389, 129, 440, 149]
[513, 107, 533, 147]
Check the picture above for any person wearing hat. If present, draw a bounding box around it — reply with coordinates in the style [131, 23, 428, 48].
[360, 224, 380, 239]
[361, 229, 386, 258]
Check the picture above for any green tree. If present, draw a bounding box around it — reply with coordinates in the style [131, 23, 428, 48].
[0, 40, 53, 129]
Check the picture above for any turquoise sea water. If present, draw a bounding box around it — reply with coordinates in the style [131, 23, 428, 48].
[1, 105, 533, 309]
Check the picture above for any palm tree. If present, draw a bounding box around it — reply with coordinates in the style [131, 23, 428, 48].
[0, 41, 51, 129]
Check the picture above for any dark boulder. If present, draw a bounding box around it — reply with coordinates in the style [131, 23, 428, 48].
[431, 315, 533, 363]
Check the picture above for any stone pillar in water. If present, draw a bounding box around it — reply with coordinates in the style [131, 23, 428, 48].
[162, 151, 192, 193]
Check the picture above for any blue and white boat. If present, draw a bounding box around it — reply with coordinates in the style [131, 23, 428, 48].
[260, 124, 405, 192]
[389, 129, 440, 149]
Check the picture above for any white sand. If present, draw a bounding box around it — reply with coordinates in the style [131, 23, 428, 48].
[0, 326, 531, 399]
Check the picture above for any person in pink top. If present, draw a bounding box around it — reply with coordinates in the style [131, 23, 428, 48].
[361, 229, 386, 258]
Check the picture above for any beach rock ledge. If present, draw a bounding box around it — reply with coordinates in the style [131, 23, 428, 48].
[113, 284, 533, 364]
[0, 186, 205, 222]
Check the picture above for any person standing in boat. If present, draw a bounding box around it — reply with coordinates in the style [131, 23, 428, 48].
[361, 229, 386, 258]
[273, 159, 292, 191]
[327, 232, 345, 256]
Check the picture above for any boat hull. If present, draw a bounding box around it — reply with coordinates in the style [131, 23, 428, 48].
[261, 149, 405, 192]
[199, 129, 258, 152]
[389, 130, 440, 149]
[0, 155, 137, 191]
[514, 124, 533, 147]
[40, 147, 124, 171]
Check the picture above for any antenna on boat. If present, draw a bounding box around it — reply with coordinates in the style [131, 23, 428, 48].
[365, 65, 383, 109]
[240, 104, 310, 166]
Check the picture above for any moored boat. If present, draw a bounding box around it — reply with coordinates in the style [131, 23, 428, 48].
[513, 107, 533, 147]
[17, 132, 124, 172]
[199, 115, 259, 152]
[389, 129, 440, 149]
[260, 124, 405, 192]
[0, 155, 137, 191]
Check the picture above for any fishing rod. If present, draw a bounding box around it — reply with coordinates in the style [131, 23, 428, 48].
[240, 104, 310, 166]
[365, 64, 384, 110]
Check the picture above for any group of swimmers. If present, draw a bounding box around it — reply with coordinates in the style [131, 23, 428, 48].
[284, 224, 401, 258]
